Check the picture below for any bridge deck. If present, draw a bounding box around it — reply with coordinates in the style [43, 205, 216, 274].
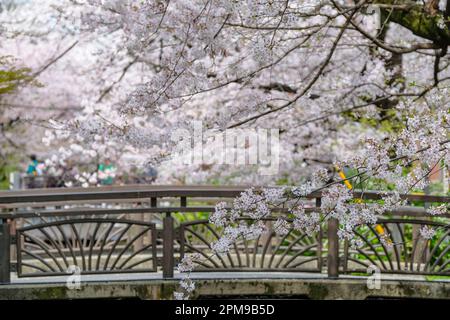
[1, 272, 449, 300]
[9, 271, 429, 284]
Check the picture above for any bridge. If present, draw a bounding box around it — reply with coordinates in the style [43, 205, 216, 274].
[0, 185, 449, 300]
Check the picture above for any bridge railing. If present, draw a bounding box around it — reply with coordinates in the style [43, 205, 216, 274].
[0, 185, 448, 284]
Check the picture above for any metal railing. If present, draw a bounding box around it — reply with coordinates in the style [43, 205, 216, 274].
[0, 185, 448, 284]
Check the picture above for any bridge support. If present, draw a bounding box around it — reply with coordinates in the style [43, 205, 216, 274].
[327, 218, 339, 278]
[0, 219, 10, 284]
[162, 213, 174, 278]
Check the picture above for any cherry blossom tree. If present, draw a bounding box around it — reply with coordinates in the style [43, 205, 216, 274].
[0, 0, 147, 185]
[0, 0, 449, 298]
[56, 0, 449, 186]
[0, 0, 82, 179]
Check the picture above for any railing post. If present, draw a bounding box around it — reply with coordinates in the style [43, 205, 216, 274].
[162, 212, 174, 278]
[315, 197, 323, 270]
[327, 217, 339, 278]
[0, 219, 11, 284]
[151, 197, 157, 208]
[180, 196, 187, 208]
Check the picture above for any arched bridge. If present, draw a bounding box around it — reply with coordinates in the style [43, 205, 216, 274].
[0, 186, 449, 299]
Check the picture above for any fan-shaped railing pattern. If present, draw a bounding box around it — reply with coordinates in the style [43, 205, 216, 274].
[342, 219, 450, 275]
[18, 212, 128, 246]
[16, 218, 157, 277]
[179, 219, 323, 271]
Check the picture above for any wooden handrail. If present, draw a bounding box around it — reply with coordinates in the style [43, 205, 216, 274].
[0, 185, 448, 204]
[0, 185, 250, 204]
[0, 205, 447, 219]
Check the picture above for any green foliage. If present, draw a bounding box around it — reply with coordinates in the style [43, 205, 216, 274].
[425, 275, 450, 281]
[173, 211, 210, 224]
[0, 155, 19, 189]
[0, 57, 35, 189]
[0, 56, 34, 95]
[343, 107, 405, 134]
[378, 0, 450, 44]
[276, 175, 289, 185]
